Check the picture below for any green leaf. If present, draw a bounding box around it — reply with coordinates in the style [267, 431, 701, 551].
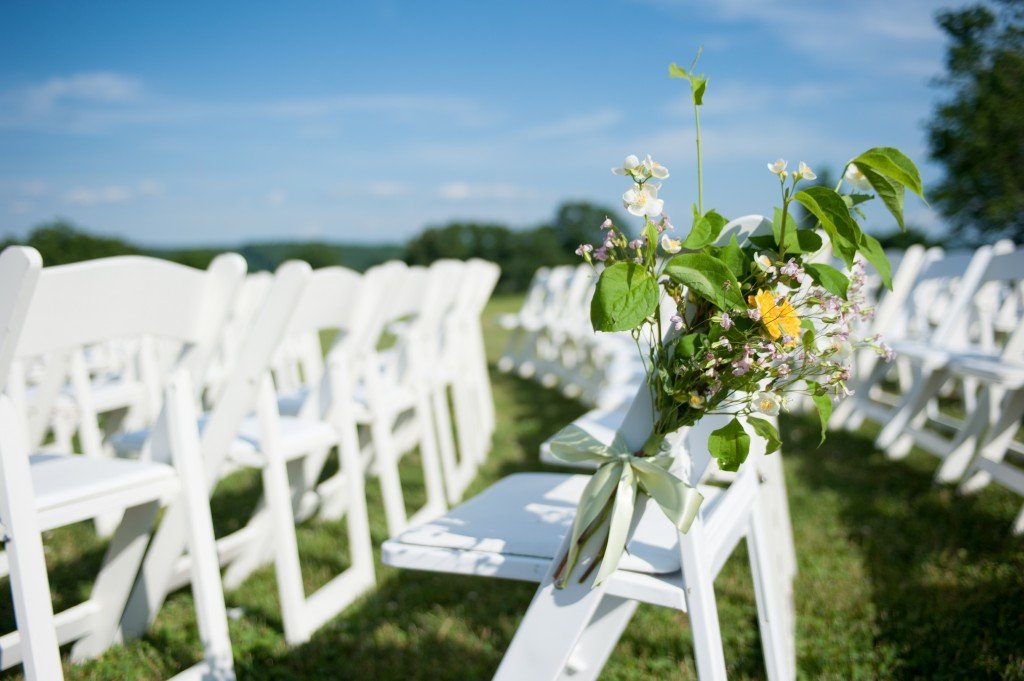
[802, 327, 816, 353]
[664, 253, 745, 310]
[843, 193, 874, 208]
[857, 163, 906, 230]
[858, 232, 893, 290]
[683, 209, 728, 249]
[748, 235, 778, 251]
[590, 262, 659, 332]
[746, 416, 781, 455]
[794, 186, 863, 267]
[806, 380, 832, 445]
[804, 262, 850, 299]
[769, 208, 823, 253]
[708, 417, 750, 472]
[675, 332, 700, 357]
[644, 218, 659, 264]
[668, 62, 707, 105]
[852, 147, 924, 199]
[718, 235, 745, 279]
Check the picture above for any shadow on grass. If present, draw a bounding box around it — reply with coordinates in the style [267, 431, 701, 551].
[782, 413, 1024, 679]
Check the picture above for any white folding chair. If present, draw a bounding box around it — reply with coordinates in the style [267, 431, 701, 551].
[0, 247, 243, 679]
[870, 249, 1024, 465]
[383, 384, 792, 680]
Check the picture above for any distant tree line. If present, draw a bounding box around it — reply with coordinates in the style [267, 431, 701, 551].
[2, 198, 931, 294]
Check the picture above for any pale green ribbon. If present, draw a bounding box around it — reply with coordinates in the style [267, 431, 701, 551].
[549, 424, 704, 588]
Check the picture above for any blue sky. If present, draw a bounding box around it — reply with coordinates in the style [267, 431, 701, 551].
[0, 1, 956, 246]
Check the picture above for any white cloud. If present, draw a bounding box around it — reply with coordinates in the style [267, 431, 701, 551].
[641, 0, 945, 76]
[22, 72, 142, 112]
[136, 179, 164, 196]
[519, 109, 623, 140]
[266, 189, 287, 206]
[0, 74, 492, 134]
[437, 182, 539, 201]
[64, 185, 133, 206]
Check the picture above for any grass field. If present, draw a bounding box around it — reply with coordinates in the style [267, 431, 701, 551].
[3, 293, 1023, 680]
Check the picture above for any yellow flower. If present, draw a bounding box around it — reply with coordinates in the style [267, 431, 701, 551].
[749, 289, 801, 342]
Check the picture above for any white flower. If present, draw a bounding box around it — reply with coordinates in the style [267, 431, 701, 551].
[660, 233, 682, 253]
[612, 155, 643, 177]
[643, 154, 670, 179]
[623, 182, 664, 217]
[844, 163, 871, 191]
[753, 252, 776, 273]
[796, 161, 816, 181]
[753, 391, 783, 416]
[767, 158, 788, 176]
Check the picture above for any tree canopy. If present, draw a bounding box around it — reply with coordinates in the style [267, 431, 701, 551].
[928, 0, 1024, 244]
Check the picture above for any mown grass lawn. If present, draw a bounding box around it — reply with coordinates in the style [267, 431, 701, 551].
[3, 293, 1023, 680]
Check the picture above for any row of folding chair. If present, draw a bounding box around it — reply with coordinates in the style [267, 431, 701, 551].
[0, 250, 500, 678]
[383, 216, 799, 680]
[831, 240, 1024, 535]
[497, 264, 644, 409]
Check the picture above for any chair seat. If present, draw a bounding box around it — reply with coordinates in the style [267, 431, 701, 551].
[30, 453, 178, 530]
[110, 415, 258, 458]
[385, 473, 724, 577]
[277, 382, 417, 423]
[277, 388, 310, 417]
[235, 415, 338, 461]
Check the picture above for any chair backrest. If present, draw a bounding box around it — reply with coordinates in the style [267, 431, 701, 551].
[197, 260, 311, 481]
[0, 248, 42, 389]
[13, 254, 246, 382]
[714, 214, 772, 247]
[893, 246, 992, 345]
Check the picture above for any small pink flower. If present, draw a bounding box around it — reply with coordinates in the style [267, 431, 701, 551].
[575, 244, 593, 256]
[629, 239, 644, 249]
[600, 217, 614, 230]
[720, 313, 733, 331]
[669, 314, 684, 331]
[732, 357, 754, 376]
[747, 307, 762, 322]
[594, 247, 609, 262]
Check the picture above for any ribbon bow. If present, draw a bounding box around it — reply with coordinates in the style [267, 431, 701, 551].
[549, 424, 704, 588]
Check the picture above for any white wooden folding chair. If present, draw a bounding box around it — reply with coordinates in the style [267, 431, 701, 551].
[0, 247, 243, 679]
[119, 259, 379, 647]
[871, 249, 1024, 465]
[497, 267, 553, 375]
[830, 246, 994, 437]
[215, 266, 377, 638]
[452, 259, 501, 464]
[383, 385, 792, 680]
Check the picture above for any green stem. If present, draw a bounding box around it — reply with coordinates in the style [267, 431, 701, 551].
[778, 195, 791, 261]
[694, 103, 704, 216]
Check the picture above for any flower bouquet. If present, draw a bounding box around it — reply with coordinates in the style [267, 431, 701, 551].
[552, 53, 924, 588]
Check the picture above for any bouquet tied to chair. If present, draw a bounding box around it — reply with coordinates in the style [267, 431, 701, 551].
[551, 52, 925, 588]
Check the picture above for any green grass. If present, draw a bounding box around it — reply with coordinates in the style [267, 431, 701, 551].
[4, 293, 1024, 679]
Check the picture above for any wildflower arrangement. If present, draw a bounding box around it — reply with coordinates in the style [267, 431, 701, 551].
[552, 53, 924, 588]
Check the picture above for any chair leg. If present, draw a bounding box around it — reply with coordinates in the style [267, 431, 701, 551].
[492, 575, 610, 681]
[747, 510, 794, 681]
[261, 443, 310, 645]
[875, 367, 948, 457]
[959, 389, 1024, 495]
[368, 407, 408, 537]
[555, 595, 637, 681]
[72, 500, 160, 661]
[935, 389, 991, 483]
[0, 396, 64, 681]
[430, 384, 462, 505]
[164, 373, 235, 679]
[679, 524, 728, 681]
